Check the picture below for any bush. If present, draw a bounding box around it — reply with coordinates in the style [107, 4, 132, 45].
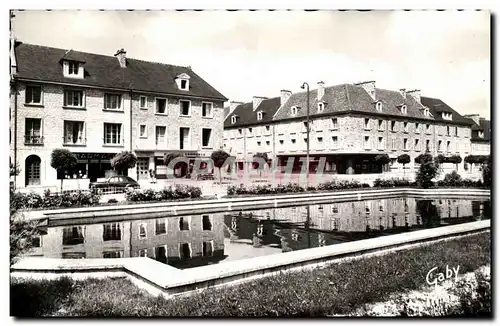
[482, 158, 492, 188]
[125, 186, 202, 202]
[373, 178, 412, 188]
[111, 151, 137, 172]
[416, 155, 439, 189]
[440, 171, 462, 187]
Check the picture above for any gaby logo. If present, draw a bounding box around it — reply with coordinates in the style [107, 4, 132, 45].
[426, 265, 460, 286]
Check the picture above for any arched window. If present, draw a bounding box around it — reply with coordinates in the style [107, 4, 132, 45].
[25, 155, 41, 186]
[401, 105, 407, 114]
[231, 116, 237, 124]
[291, 106, 297, 116]
[376, 101, 382, 111]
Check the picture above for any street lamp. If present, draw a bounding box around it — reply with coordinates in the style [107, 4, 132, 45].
[301, 82, 310, 188]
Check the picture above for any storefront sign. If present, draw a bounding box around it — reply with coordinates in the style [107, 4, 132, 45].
[74, 153, 116, 160]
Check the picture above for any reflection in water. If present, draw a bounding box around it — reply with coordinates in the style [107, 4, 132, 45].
[27, 197, 490, 269]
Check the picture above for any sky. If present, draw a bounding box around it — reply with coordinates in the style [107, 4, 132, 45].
[11, 10, 491, 118]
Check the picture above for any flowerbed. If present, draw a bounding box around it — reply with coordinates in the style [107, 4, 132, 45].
[227, 180, 370, 196]
[124, 185, 202, 202]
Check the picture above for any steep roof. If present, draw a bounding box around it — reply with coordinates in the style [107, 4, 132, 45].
[13, 42, 227, 101]
[464, 117, 491, 142]
[224, 97, 281, 128]
[420, 96, 472, 125]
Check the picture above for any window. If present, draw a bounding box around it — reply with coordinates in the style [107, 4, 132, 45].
[156, 98, 167, 114]
[180, 100, 190, 116]
[455, 142, 460, 153]
[447, 126, 450, 136]
[438, 140, 443, 152]
[392, 138, 396, 151]
[202, 102, 213, 117]
[291, 106, 298, 116]
[265, 125, 270, 132]
[257, 111, 263, 120]
[331, 118, 338, 129]
[25, 85, 42, 105]
[403, 138, 409, 150]
[64, 90, 84, 108]
[442, 112, 452, 120]
[317, 102, 324, 113]
[414, 139, 420, 151]
[424, 108, 430, 116]
[64, 120, 85, 145]
[139, 124, 147, 138]
[279, 139, 284, 145]
[138, 249, 148, 257]
[180, 79, 188, 90]
[238, 129, 242, 135]
[303, 121, 308, 130]
[317, 137, 323, 146]
[426, 124, 431, 134]
[403, 122, 409, 133]
[68, 61, 79, 75]
[104, 123, 122, 145]
[455, 127, 458, 137]
[179, 127, 190, 150]
[104, 93, 122, 110]
[179, 217, 190, 231]
[138, 223, 147, 239]
[155, 219, 167, 235]
[103, 251, 122, 258]
[478, 131, 484, 138]
[415, 123, 420, 133]
[401, 105, 407, 114]
[180, 243, 191, 259]
[364, 118, 370, 130]
[290, 133, 297, 144]
[332, 136, 338, 149]
[202, 215, 212, 231]
[103, 223, 121, 241]
[202, 241, 214, 257]
[364, 136, 370, 149]
[447, 141, 451, 152]
[426, 139, 431, 152]
[376, 101, 382, 111]
[155, 126, 166, 145]
[257, 141, 261, 146]
[62, 226, 84, 245]
[202, 128, 213, 148]
[231, 116, 237, 124]
[378, 120, 384, 131]
[25, 118, 42, 144]
[332, 205, 339, 214]
[266, 140, 270, 146]
[391, 121, 396, 132]
[140, 96, 147, 109]
[378, 137, 384, 150]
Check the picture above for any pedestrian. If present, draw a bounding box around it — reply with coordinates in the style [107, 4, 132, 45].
[151, 169, 157, 183]
[149, 169, 154, 184]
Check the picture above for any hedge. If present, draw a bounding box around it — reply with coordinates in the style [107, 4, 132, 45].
[10, 189, 101, 211]
[124, 185, 202, 202]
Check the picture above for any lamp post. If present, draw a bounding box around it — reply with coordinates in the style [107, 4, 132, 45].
[301, 82, 310, 188]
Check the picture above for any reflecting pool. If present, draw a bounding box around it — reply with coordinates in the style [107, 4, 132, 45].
[27, 197, 490, 269]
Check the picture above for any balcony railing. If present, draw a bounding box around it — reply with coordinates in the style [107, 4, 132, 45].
[63, 137, 87, 146]
[24, 135, 44, 145]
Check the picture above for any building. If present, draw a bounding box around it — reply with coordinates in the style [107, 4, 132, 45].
[10, 41, 227, 189]
[463, 114, 491, 156]
[224, 81, 479, 177]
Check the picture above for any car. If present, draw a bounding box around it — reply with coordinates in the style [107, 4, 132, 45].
[89, 175, 140, 191]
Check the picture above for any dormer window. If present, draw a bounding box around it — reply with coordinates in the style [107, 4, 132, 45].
[376, 101, 383, 112]
[424, 108, 430, 117]
[69, 62, 79, 75]
[231, 116, 237, 124]
[291, 106, 298, 116]
[175, 73, 191, 91]
[257, 111, 263, 121]
[317, 102, 324, 113]
[61, 50, 86, 79]
[401, 105, 407, 114]
[478, 131, 484, 138]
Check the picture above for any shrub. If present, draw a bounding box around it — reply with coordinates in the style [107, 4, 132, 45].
[397, 154, 411, 166]
[373, 178, 412, 188]
[125, 186, 202, 202]
[111, 151, 137, 173]
[416, 155, 439, 189]
[482, 157, 492, 188]
[440, 171, 462, 187]
[10, 190, 101, 211]
[50, 149, 77, 191]
[211, 150, 231, 184]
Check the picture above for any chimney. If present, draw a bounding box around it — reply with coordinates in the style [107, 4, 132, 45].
[9, 11, 17, 76]
[406, 89, 421, 103]
[114, 48, 127, 68]
[317, 81, 325, 100]
[354, 80, 376, 100]
[399, 88, 406, 99]
[229, 101, 243, 114]
[280, 90, 292, 106]
[252, 96, 268, 111]
[463, 114, 481, 125]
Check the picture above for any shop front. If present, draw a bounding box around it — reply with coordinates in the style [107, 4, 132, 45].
[72, 152, 118, 182]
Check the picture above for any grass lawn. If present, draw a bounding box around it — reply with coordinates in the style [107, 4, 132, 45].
[11, 231, 490, 317]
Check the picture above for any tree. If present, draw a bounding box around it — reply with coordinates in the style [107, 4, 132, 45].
[211, 150, 231, 183]
[415, 153, 439, 189]
[253, 152, 269, 177]
[111, 151, 137, 175]
[397, 154, 411, 175]
[163, 151, 186, 178]
[374, 154, 391, 173]
[50, 149, 77, 191]
[448, 155, 462, 171]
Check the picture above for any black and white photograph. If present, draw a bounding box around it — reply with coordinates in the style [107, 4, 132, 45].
[8, 6, 492, 317]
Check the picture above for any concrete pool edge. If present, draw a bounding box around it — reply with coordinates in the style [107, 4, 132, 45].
[18, 188, 490, 223]
[11, 219, 491, 298]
